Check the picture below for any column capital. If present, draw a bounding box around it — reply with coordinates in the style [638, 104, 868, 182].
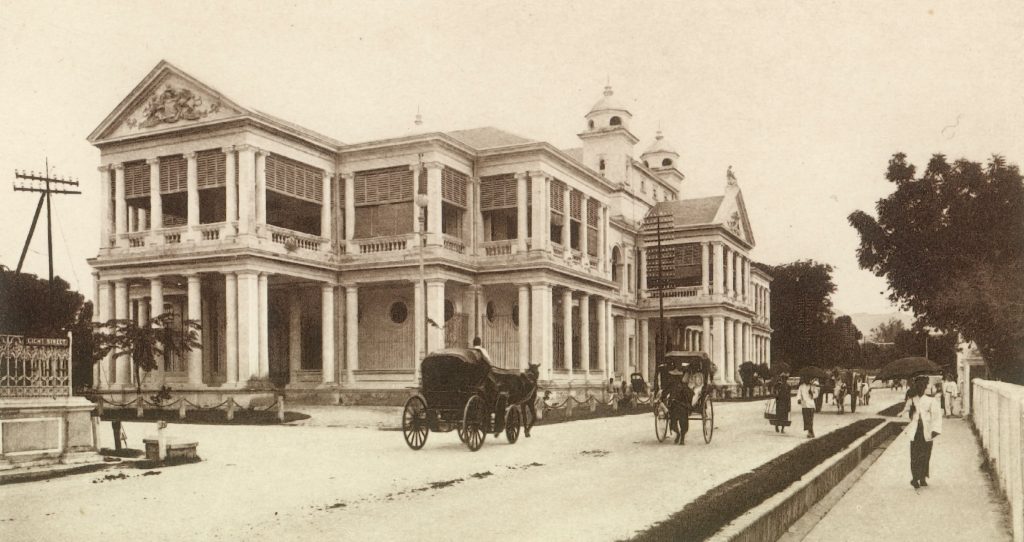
[112, 163, 124, 171]
[422, 161, 444, 171]
[514, 171, 529, 181]
[424, 277, 446, 286]
[341, 172, 354, 181]
[221, 145, 236, 154]
[321, 283, 336, 292]
[235, 144, 258, 154]
[97, 164, 111, 172]
[184, 151, 198, 160]
[468, 284, 483, 293]
[255, 148, 271, 158]
[528, 170, 548, 181]
[340, 282, 358, 290]
[146, 158, 160, 166]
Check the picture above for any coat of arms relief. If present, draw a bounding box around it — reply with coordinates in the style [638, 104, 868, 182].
[125, 85, 222, 130]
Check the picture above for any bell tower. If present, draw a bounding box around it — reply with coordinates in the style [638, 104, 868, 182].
[578, 83, 638, 184]
[640, 130, 684, 189]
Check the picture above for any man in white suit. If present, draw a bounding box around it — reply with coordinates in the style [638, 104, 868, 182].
[900, 375, 944, 488]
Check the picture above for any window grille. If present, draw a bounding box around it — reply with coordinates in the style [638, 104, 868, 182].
[124, 161, 150, 198]
[570, 190, 582, 220]
[354, 166, 413, 206]
[647, 243, 702, 288]
[266, 154, 323, 203]
[159, 155, 187, 194]
[586, 198, 599, 226]
[196, 149, 226, 189]
[441, 167, 468, 208]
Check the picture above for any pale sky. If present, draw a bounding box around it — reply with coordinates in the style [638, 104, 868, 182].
[1, 0, 1021, 315]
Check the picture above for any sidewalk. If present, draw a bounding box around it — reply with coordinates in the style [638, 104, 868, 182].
[801, 416, 1012, 541]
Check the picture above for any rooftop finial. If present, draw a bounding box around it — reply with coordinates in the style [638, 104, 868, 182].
[655, 129, 664, 141]
[414, 106, 423, 127]
[727, 165, 738, 186]
[604, 75, 613, 97]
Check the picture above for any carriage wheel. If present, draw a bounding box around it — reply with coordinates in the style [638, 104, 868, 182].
[462, 395, 487, 452]
[702, 397, 714, 444]
[654, 402, 669, 442]
[505, 407, 521, 444]
[402, 396, 430, 450]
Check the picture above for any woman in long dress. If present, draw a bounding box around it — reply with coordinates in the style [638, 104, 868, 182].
[773, 374, 792, 433]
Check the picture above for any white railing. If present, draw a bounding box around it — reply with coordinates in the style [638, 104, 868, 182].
[481, 239, 514, 256]
[163, 226, 187, 245]
[354, 235, 410, 254]
[263, 224, 327, 252]
[442, 235, 466, 254]
[972, 379, 1024, 542]
[124, 232, 146, 247]
[649, 286, 703, 298]
[0, 335, 70, 398]
[198, 223, 224, 241]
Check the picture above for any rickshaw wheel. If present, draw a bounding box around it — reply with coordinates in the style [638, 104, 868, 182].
[505, 407, 521, 444]
[462, 395, 487, 452]
[654, 401, 669, 442]
[702, 397, 714, 444]
[402, 396, 430, 450]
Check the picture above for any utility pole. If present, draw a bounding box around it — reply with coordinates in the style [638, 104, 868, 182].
[13, 160, 81, 290]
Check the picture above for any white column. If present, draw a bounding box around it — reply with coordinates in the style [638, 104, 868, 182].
[701, 242, 710, 295]
[96, 281, 112, 386]
[236, 272, 259, 382]
[114, 280, 129, 386]
[515, 172, 529, 252]
[596, 297, 606, 377]
[723, 317, 734, 384]
[321, 284, 335, 384]
[147, 159, 161, 236]
[258, 273, 269, 379]
[640, 248, 648, 293]
[517, 284, 531, 369]
[579, 293, 590, 377]
[743, 322, 751, 365]
[414, 280, 425, 369]
[639, 319, 649, 381]
[530, 171, 549, 252]
[138, 208, 147, 232]
[425, 162, 443, 245]
[223, 147, 237, 229]
[580, 195, 589, 264]
[128, 206, 137, 233]
[426, 279, 445, 353]
[766, 287, 771, 322]
[606, 305, 614, 379]
[149, 277, 164, 322]
[98, 166, 111, 248]
[712, 243, 724, 295]
[237, 146, 255, 235]
[345, 285, 359, 381]
[724, 247, 733, 297]
[321, 171, 332, 239]
[113, 165, 126, 245]
[225, 273, 238, 384]
[411, 166, 422, 235]
[732, 319, 742, 382]
[732, 252, 740, 299]
[766, 335, 771, 366]
[597, 205, 607, 273]
[343, 173, 355, 248]
[562, 289, 573, 376]
[530, 283, 553, 380]
[743, 258, 750, 302]
[561, 184, 571, 254]
[713, 315, 725, 383]
[187, 275, 202, 385]
[289, 294, 302, 379]
[255, 150, 268, 226]
[186, 152, 199, 233]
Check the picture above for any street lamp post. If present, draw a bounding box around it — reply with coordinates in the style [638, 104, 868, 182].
[415, 193, 429, 385]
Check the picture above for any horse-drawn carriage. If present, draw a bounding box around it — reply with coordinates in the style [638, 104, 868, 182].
[653, 351, 715, 444]
[401, 348, 538, 452]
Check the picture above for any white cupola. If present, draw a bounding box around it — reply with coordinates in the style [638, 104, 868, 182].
[641, 130, 684, 188]
[584, 84, 633, 132]
[578, 82, 639, 184]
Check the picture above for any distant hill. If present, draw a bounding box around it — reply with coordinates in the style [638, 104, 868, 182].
[839, 312, 915, 337]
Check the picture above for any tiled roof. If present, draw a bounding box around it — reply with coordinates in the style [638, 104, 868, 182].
[446, 127, 533, 149]
[561, 147, 584, 163]
[652, 196, 724, 226]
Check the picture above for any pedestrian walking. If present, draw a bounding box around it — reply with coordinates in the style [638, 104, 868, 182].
[772, 373, 792, 433]
[798, 376, 818, 438]
[942, 375, 959, 417]
[900, 376, 943, 488]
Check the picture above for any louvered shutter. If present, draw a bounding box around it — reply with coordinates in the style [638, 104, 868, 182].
[570, 190, 582, 220]
[550, 180, 564, 214]
[159, 155, 187, 194]
[266, 154, 323, 203]
[353, 166, 413, 206]
[196, 149, 226, 188]
[123, 161, 150, 198]
[441, 167, 468, 208]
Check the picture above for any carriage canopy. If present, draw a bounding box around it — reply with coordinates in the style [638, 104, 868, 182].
[420, 348, 493, 396]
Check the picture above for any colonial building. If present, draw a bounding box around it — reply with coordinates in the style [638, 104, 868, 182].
[87, 61, 771, 404]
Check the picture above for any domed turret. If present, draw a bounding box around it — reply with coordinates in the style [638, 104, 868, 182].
[640, 130, 679, 169]
[584, 84, 633, 132]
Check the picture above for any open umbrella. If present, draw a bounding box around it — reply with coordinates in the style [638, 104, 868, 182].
[799, 365, 829, 380]
[875, 357, 942, 381]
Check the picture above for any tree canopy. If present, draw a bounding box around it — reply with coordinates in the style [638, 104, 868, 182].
[849, 153, 1024, 383]
[0, 266, 83, 336]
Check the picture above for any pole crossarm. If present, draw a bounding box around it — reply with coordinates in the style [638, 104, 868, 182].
[11, 161, 82, 280]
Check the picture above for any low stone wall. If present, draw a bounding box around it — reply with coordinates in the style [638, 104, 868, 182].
[710, 420, 902, 542]
[0, 397, 103, 470]
[971, 379, 1024, 542]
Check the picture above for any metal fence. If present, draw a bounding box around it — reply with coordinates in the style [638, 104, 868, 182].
[0, 334, 71, 398]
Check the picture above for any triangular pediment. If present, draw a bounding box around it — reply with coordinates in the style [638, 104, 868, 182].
[89, 61, 247, 143]
[713, 188, 755, 246]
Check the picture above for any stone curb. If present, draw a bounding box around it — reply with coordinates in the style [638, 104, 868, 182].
[709, 419, 903, 542]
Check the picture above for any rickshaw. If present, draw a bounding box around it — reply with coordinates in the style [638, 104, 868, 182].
[653, 351, 715, 444]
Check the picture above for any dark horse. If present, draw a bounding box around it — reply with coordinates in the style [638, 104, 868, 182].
[489, 363, 540, 437]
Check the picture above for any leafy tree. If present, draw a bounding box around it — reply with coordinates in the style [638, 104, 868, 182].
[849, 154, 1024, 383]
[764, 260, 840, 371]
[0, 266, 83, 336]
[869, 318, 905, 345]
[92, 313, 201, 395]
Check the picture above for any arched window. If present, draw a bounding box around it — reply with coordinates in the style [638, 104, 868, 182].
[609, 116, 622, 126]
[486, 301, 496, 323]
[598, 159, 606, 171]
[661, 158, 673, 167]
[389, 302, 408, 324]
[611, 246, 622, 284]
[588, 119, 594, 129]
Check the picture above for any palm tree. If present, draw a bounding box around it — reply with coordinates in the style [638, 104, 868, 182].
[92, 312, 201, 396]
